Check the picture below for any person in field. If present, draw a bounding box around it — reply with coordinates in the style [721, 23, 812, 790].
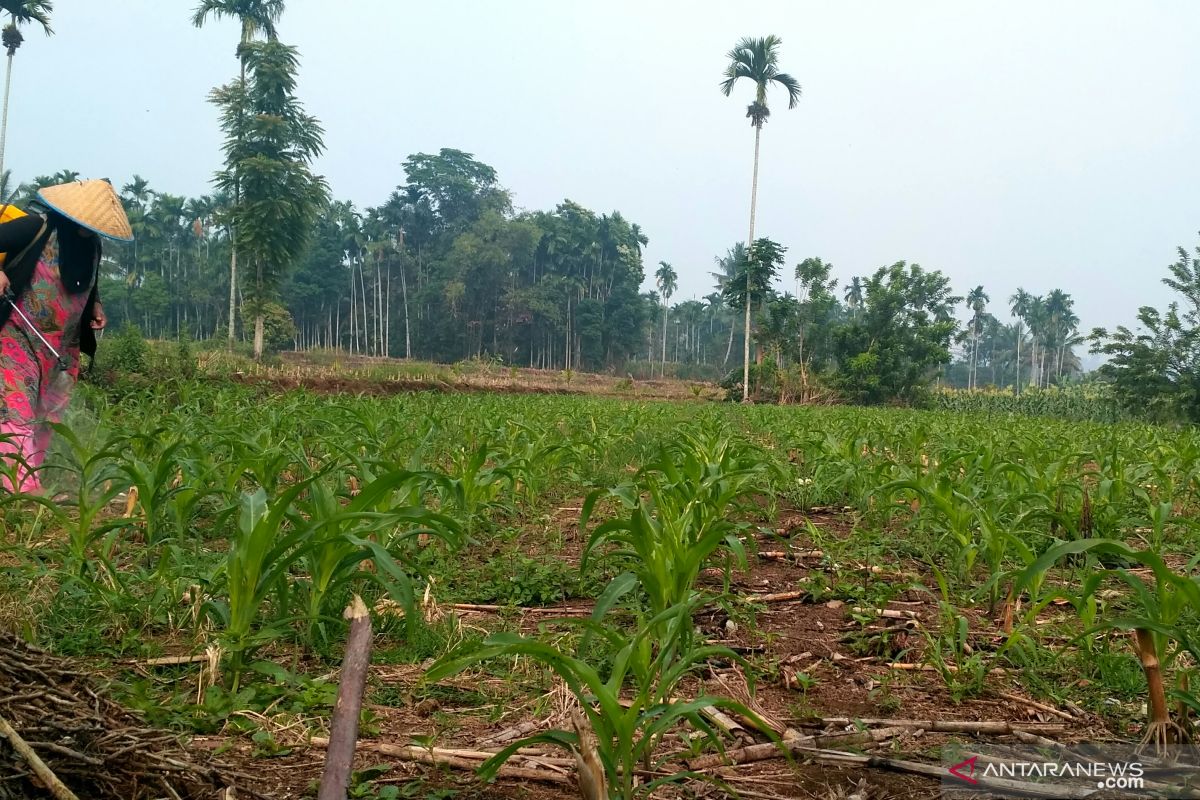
[0, 179, 132, 495]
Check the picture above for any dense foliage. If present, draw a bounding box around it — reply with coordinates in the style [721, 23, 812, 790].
[1091, 235, 1200, 423]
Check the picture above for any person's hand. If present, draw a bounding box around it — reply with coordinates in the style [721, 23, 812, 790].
[0, 271, 9, 298]
[91, 302, 107, 330]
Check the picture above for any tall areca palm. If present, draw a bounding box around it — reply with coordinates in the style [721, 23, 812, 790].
[0, 0, 52, 178]
[965, 285, 989, 389]
[1009, 288, 1032, 393]
[711, 243, 746, 366]
[192, 0, 286, 346]
[655, 261, 677, 377]
[721, 35, 801, 400]
[844, 276, 864, 314]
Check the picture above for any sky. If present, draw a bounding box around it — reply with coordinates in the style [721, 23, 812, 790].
[7, 1, 1199, 338]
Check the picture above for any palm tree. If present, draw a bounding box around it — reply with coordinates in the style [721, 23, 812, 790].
[711, 243, 746, 366]
[1009, 288, 1032, 393]
[965, 285, 989, 390]
[655, 261, 677, 377]
[211, 39, 326, 358]
[0, 1, 51, 179]
[844, 276, 864, 315]
[192, 0, 286, 347]
[1025, 295, 1048, 388]
[720, 35, 801, 400]
[1044, 289, 1076, 383]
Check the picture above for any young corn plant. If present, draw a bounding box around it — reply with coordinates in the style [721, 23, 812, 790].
[205, 483, 315, 689]
[293, 468, 462, 650]
[581, 430, 769, 644]
[46, 423, 130, 577]
[1018, 540, 1200, 749]
[427, 595, 768, 799]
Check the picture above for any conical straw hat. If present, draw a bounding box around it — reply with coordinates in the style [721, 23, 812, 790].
[37, 179, 133, 242]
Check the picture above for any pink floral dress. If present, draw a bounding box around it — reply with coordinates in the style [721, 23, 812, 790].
[0, 232, 92, 492]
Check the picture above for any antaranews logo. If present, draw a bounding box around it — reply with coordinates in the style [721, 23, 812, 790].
[948, 756, 978, 785]
[938, 743, 1200, 798]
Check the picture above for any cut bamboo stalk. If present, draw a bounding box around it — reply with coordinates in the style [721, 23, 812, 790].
[317, 596, 373, 800]
[308, 739, 571, 785]
[0, 712, 81, 800]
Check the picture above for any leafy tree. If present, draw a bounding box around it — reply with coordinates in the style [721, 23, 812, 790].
[211, 39, 327, 358]
[832, 262, 959, 404]
[793, 257, 838, 378]
[0, 0, 52, 177]
[1092, 235, 1200, 423]
[720, 35, 801, 400]
[722, 237, 786, 394]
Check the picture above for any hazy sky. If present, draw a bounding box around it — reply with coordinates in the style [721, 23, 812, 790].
[9, 1, 1199, 334]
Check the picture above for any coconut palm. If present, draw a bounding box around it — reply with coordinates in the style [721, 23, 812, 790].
[0, 1, 51, 179]
[720, 35, 801, 400]
[655, 261, 677, 377]
[192, 0, 286, 346]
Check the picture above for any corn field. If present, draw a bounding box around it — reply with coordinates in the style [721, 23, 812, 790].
[1, 379, 1197, 797]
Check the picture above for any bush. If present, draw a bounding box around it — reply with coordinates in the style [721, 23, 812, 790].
[100, 324, 150, 375]
[720, 361, 780, 403]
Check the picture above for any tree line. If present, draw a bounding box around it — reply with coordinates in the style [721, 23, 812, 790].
[0, 2, 1095, 404]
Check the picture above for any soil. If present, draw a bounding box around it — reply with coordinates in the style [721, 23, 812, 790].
[208, 352, 726, 403]
[197, 505, 1104, 800]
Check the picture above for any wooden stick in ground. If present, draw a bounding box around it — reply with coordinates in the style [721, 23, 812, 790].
[0, 712, 81, 800]
[308, 739, 571, 785]
[317, 596, 373, 800]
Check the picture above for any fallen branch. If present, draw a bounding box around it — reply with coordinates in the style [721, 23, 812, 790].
[995, 691, 1079, 722]
[307, 739, 571, 785]
[758, 550, 823, 561]
[0, 712, 81, 800]
[798, 717, 1066, 736]
[132, 655, 210, 667]
[852, 607, 918, 620]
[886, 662, 1009, 675]
[687, 726, 906, 770]
[741, 590, 810, 604]
[446, 603, 593, 616]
